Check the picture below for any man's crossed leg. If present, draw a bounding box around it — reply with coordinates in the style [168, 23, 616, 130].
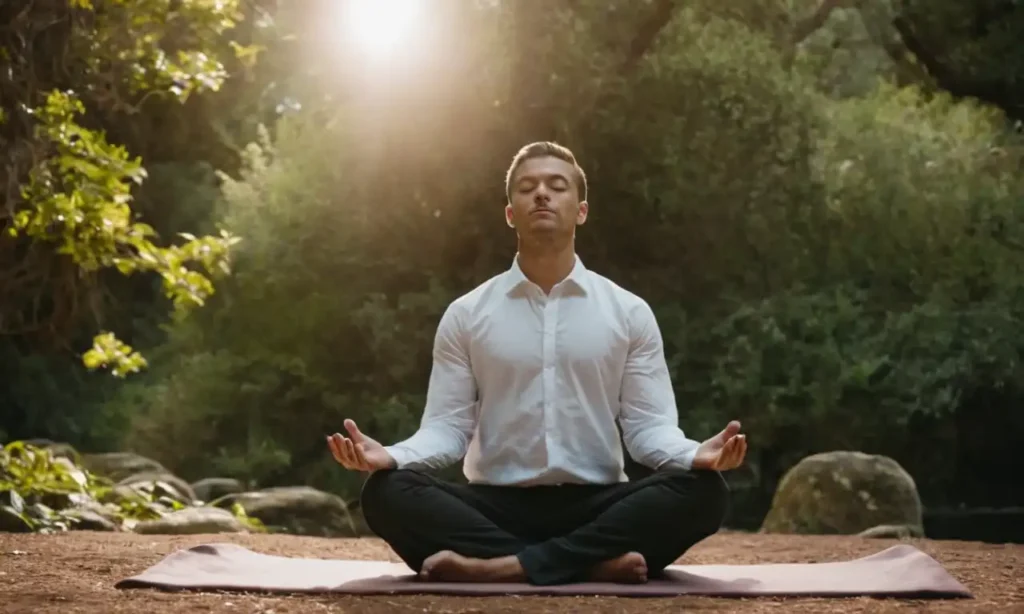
[360, 467, 729, 586]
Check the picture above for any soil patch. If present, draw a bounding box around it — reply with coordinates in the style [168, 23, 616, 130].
[1, 530, 1020, 613]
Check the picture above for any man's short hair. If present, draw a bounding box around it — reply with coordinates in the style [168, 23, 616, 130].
[505, 141, 588, 202]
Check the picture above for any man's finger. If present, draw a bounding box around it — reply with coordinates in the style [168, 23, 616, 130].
[354, 443, 372, 471]
[344, 419, 365, 444]
[736, 435, 748, 465]
[343, 437, 359, 466]
[327, 434, 346, 465]
[333, 435, 352, 467]
[345, 438, 369, 471]
[718, 420, 741, 442]
[711, 437, 732, 470]
[350, 439, 367, 469]
[720, 436, 740, 469]
[725, 435, 746, 469]
[336, 434, 357, 468]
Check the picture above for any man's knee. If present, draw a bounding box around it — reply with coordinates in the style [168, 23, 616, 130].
[692, 468, 729, 498]
[661, 468, 730, 530]
[359, 468, 425, 519]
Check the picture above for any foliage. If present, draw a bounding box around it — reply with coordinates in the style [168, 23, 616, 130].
[0, 441, 263, 533]
[0, 0, 255, 375]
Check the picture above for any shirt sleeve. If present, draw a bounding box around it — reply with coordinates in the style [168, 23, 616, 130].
[384, 301, 479, 471]
[618, 300, 701, 471]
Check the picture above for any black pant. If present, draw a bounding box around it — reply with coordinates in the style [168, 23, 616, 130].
[359, 466, 729, 586]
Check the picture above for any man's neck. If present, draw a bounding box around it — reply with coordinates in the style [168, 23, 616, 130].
[516, 238, 577, 294]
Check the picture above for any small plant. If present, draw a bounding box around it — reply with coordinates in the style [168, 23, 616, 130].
[0, 440, 115, 533]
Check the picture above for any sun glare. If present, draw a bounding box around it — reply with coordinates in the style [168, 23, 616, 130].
[345, 0, 424, 57]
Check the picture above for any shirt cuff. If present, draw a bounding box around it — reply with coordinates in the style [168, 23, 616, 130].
[656, 445, 699, 471]
[383, 445, 412, 470]
[676, 446, 698, 470]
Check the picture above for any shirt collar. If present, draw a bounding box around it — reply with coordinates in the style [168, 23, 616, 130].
[505, 253, 589, 296]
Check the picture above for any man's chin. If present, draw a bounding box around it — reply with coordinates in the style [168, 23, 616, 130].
[526, 220, 560, 232]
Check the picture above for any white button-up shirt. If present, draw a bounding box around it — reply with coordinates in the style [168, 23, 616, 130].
[384, 255, 700, 486]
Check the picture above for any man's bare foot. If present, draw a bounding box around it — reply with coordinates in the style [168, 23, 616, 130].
[419, 551, 526, 583]
[590, 552, 648, 584]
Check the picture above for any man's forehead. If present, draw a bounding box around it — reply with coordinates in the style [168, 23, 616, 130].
[514, 156, 575, 179]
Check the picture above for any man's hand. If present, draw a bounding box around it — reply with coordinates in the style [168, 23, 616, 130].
[691, 420, 747, 471]
[327, 419, 397, 472]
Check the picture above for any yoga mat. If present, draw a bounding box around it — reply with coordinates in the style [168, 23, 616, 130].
[115, 543, 972, 598]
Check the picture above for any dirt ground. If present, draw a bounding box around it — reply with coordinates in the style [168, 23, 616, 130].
[0, 530, 1021, 613]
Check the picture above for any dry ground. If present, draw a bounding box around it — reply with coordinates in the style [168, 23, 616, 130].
[0, 530, 1021, 613]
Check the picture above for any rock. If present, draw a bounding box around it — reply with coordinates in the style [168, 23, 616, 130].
[21, 439, 79, 461]
[134, 506, 249, 535]
[100, 484, 149, 505]
[19, 437, 57, 446]
[761, 451, 923, 536]
[81, 452, 166, 482]
[68, 498, 123, 531]
[191, 478, 245, 503]
[67, 508, 119, 532]
[116, 471, 197, 505]
[217, 486, 357, 537]
[858, 523, 923, 539]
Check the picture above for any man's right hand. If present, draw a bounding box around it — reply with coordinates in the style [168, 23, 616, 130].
[327, 419, 397, 472]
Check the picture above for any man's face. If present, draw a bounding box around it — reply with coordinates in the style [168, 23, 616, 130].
[505, 156, 588, 236]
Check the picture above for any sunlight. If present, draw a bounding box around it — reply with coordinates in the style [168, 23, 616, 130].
[345, 0, 424, 58]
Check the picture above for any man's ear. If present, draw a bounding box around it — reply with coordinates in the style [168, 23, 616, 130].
[505, 203, 515, 228]
[576, 200, 589, 225]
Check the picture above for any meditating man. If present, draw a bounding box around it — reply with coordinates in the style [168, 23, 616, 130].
[327, 141, 748, 586]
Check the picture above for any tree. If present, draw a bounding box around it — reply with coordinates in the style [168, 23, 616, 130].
[0, 0, 258, 376]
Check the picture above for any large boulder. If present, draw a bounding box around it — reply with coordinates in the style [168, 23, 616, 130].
[133, 507, 249, 535]
[215, 486, 358, 537]
[191, 477, 245, 503]
[761, 451, 924, 536]
[81, 452, 167, 482]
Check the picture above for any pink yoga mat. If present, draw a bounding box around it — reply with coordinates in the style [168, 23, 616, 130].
[115, 543, 972, 598]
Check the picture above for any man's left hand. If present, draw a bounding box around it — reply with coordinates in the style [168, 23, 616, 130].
[691, 420, 747, 471]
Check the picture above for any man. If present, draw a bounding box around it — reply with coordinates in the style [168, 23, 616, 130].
[327, 141, 747, 586]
